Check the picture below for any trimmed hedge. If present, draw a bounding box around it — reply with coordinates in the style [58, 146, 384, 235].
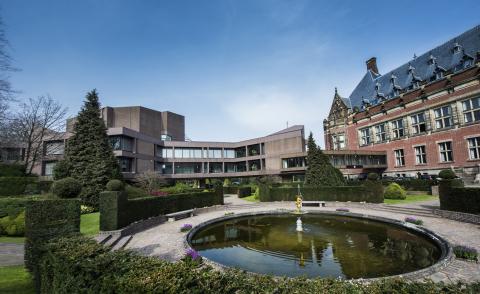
[25, 199, 80, 278]
[106, 179, 124, 191]
[51, 177, 82, 198]
[35, 235, 480, 293]
[0, 197, 29, 218]
[259, 182, 383, 203]
[223, 186, 239, 194]
[439, 179, 480, 214]
[100, 187, 224, 231]
[0, 163, 25, 177]
[237, 187, 252, 198]
[0, 177, 37, 196]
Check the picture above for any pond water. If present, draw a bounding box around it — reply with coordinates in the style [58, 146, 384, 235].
[189, 213, 442, 279]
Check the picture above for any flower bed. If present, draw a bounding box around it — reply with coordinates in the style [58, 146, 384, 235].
[180, 223, 193, 232]
[453, 245, 478, 262]
[405, 216, 423, 225]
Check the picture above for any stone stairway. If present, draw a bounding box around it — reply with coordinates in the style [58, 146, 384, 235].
[94, 234, 133, 251]
[364, 204, 435, 217]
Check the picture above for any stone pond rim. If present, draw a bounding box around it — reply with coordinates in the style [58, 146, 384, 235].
[185, 210, 453, 281]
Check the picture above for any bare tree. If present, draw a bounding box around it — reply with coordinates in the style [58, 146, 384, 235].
[0, 12, 16, 124]
[8, 96, 67, 174]
[136, 171, 168, 194]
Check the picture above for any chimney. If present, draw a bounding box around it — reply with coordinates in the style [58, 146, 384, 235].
[366, 57, 379, 75]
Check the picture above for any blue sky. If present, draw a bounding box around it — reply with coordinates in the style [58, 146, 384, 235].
[2, 0, 480, 145]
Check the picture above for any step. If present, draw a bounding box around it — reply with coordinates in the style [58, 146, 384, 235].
[94, 234, 112, 245]
[103, 234, 122, 248]
[111, 235, 133, 251]
[369, 206, 435, 217]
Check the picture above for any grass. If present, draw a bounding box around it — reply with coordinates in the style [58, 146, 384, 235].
[242, 195, 260, 202]
[80, 212, 100, 236]
[0, 266, 34, 294]
[384, 194, 438, 205]
[0, 236, 25, 244]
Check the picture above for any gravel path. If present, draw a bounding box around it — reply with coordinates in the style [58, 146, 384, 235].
[0, 243, 24, 266]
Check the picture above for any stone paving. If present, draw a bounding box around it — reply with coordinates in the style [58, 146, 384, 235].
[126, 195, 480, 283]
[0, 243, 24, 266]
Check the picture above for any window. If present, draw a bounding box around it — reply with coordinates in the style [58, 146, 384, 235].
[44, 162, 57, 176]
[174, 163, 202, 174]
[6, 148, 22, 161]
[391, 119, 404, 139]
[360, 128, 371, 146]
[157, 147, 173, 158]
[414, 145, 427, 164]
[410, 113, 426, 135]
[282, 157, 306, 169]
[374, 124, 387, 142]
[172, 148, 202, 158]
[118, 157, 133, 172]
[155, 162, 172, 174]
[161, 134, 172, 141]
[394, 149, 405, 167]
[467, 137, 480, 160]
[332, 133, 346, 150]
[208, 148, 222, 158]
[434, 106, 453, 129]
[208, 162, 223, 173]
[45, 141, 64, 155]
[438, 142, 453, 162]
[224, 149, 235, 158]
[109, 136, 133, 152]
[462, 97, 480, 123]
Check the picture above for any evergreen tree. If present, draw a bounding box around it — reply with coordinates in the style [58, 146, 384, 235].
[64, 90, 121, 207]
[305, 132, 345, 186]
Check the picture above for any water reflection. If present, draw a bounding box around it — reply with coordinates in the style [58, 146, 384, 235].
[190, 214, 441, 278]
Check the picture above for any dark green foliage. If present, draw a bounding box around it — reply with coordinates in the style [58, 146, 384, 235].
[24, 199, 80, 285]
[438, 169, 456, 179]
[439, 179, 480, 214]
[305, 132, 345, 187]
[237, 187, 252, 198]
[0, 177, 36, 196]
[100, 187, 224, 230]
[223, 186, 239, 194]
[0, 197, 29, 218]
[64, 90, 121, 207]
[160, 182, 199, 194]
[51, 177, 82, 198]
[36, 235, 480, 294]
[384, 183, 407, 199]
[106, 179, 124, 191]
[125, 184, 149, 199]
[0, 211, 25, 236]
[52, 159, 71, 180]
[367, 173, 379, 181]
[453, 245, 478, 261]
[0, 163, 26, 177]
[259, 184, 383, 203]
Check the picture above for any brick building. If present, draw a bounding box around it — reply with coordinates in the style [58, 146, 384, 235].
[324, 25, 480, 181]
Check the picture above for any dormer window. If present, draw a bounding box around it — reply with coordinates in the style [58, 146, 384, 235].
[453, 42, 462, 54]
[428, 54, 436, 65]
[393, 89, 400, 97]
[435, 71, 444, 80]
[464, 58, 473, 69]
[412, 81, 420, 89]
[375, 83, 380, 91]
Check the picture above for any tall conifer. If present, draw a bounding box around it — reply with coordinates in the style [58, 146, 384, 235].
[65, 90, 120, 206]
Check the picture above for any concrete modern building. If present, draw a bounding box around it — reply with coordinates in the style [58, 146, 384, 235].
[324, 25, 480, 181]
[41, 105, 386, 181]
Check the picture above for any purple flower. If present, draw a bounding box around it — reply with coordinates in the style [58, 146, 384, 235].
[186, 248, 201, 260]
[405, 216, 423, 225]
[180, 224, 193, 232]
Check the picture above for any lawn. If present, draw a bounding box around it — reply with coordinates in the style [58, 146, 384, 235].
[0, 236, 25, 244]
[384, 194, 438, 205]
[80, 212, 100, 236]
[0, 266, 34, 294]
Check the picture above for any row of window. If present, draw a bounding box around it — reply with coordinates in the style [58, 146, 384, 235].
[155, 160, 263, 174]
[157, 145, 263, 159]
[393, 137, 480, 167]
[355, 97, 480, 147]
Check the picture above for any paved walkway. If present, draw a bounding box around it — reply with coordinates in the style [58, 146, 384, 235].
[126, 196, 480, 283]
[0, 243, 24, 266]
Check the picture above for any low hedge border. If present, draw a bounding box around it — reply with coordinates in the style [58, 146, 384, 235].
[439, 179, 480, 214]
[0, 177, 37, 196]
[237, 187, 252, 198]
[259, 182, 383, 203]
[35, 235, 480, 293]
[100, 187, 224, 231]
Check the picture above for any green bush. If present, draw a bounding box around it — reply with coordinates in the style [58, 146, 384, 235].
[36, 235, 480, 294]
[0, 163, 25, 177]
[384, 183, 407, 200]
[367, 173, 379, 181]
[0, 197, 29, 218]
[25, 199, 80, 284]
[0, 211, 25, 236]
[0, 177, 36, 196]
[160, 182, 200, 194]
[125, 184, 149, 199]
[439, 169, 456, 179]
[100, 188, 224, 230]
[52, 160, 71, 180]
[51, 177, 82, 198]
[259, 183, 383, 203]
[439, 179, 480, 214]
[106, 179, 124, 191]
[237, 187, 252, 198]
[223, 186, 238, 194]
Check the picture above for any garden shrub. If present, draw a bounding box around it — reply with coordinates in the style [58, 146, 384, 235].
[106, 179, 124, 191]
[52, 159, 71, 180]
[51, 177, 82, 198]
[0, 211, 25, 236]
[367, 172, 379, 181]
[35, 235, 480, 294]
[0, 177, 37, 196]
[223, 186, 238, 194]
[0, 163, 25, 177]
[25, 199, 80, 285]
[160, 182, 200, 194]
[453, 245, 478, 261]
[125, 184, 148, 199]
[0, 197, 29, 218]
[439, 179, 480, 214]
[384, 183, 406, 200]
[438, 169, 456, 179]
[237, 187, 252, 198]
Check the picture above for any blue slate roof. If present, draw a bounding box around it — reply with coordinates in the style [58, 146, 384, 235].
[348, 25, 480, 108]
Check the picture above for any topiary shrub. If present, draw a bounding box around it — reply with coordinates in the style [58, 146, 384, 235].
[367, 173, 379, 181]
[0, 211, 25, 236]
[52, 160, 71, 180]
[384, 183, 407, 199]
[106, 179, 124, 191]
[51, 178, 82, 198]
[439, 169, 456, 179]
